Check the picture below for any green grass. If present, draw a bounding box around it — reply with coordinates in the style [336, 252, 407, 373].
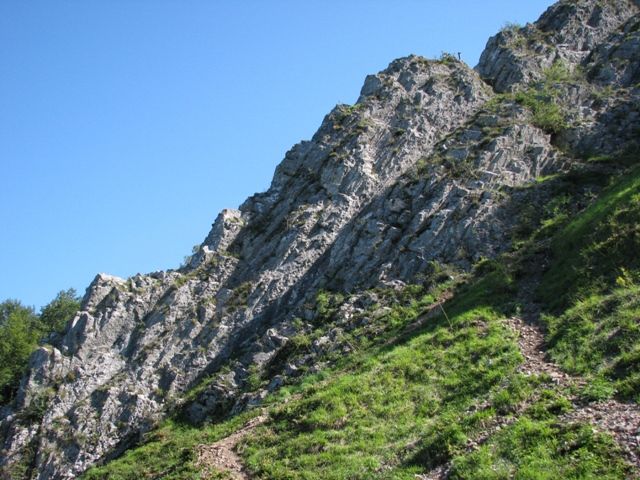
[82, 258, 634, 479]
[538, 163, 640, 307]
[544, 284, 640, 399]
[81, 158, 640, 479]
[82, 411, 260, 480]
[449, 416, 627, 480]
[239, 287, 522, 479]
[511, 62, 579, 134]
[235, 273, 629, 478]
[515, 89, 566, 134]
[535, 163, 640, 399]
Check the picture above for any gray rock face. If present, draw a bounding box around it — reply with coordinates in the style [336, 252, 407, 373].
[476, 0, 640, 158]
[584, 10, 640, 87]
[2, 1, 639, 478]
[477, 0, 639, 93]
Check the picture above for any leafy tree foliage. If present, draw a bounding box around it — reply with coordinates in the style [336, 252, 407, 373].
[0, 300, 40, 405]
[40, 288, 81, 334]
[0, 289, 81, 406]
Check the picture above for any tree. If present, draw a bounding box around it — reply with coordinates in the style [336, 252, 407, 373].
[39, 288, 81, 334]
[0, 289, 81, 406]
[0, 300, 40, 405]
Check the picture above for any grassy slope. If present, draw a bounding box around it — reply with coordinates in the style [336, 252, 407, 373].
[538, 162, 640, 400]
[83, 282, 632, 478]
[81, 152, 640, 479]
[238, 266, 632, 479]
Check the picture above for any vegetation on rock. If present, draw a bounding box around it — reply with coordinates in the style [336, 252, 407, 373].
[4, 1, 640, 478]
[0, 289, 80, 406]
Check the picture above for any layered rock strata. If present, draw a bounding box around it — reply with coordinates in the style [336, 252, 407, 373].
[1, 0, 639, 477]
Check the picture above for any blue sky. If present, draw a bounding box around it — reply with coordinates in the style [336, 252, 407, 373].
[0, 0, 555, 310]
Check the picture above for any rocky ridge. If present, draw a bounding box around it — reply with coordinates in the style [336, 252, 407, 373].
[1, 0, 640, 478]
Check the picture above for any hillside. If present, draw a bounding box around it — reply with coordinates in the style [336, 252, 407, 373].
[2, 0, 640, 478]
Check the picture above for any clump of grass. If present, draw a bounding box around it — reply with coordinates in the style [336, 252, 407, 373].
[83, 411, 260, 479]
[449, 416, 628, 479]
[512, 61, 581, 134]
[83, 420, 202, 479]
[515, 89, 566, 134]
[315, 289, 345, 322]
[226, 281, 254, 313]
[500, 21, 523, 33]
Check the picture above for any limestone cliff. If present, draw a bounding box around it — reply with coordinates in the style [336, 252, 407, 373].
[1, 0, 639, 478]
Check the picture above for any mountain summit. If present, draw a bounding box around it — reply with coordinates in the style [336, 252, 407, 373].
[2, 0, 640, 478]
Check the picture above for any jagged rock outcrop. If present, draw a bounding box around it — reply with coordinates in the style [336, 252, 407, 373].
[477, 0, 640, 92]
[477, 0, 640, 157]
[1, 0, 639, 478]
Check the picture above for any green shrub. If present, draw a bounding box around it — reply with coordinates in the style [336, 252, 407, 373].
[21, 388, 56, 423]
[226, 282, 254, 313]
[515, 89, 566, 134]
[500, 21, 523, 33]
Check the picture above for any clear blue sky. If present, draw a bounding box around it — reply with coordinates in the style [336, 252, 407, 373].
[0, 0, 555, 311]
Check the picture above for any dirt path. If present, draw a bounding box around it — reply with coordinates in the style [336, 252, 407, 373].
[506, 271, 640, 469]
[418, 303, 640, 479]
[505, 317, 577, 383]
[197, 289, 640, 478]
[196, 412, 268, 479]
[506, 315, 640, 470]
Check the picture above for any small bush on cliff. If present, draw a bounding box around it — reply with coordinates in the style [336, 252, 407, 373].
[226, 281, 254, 313]
[513, 61, 581, 134]
[515, 89, 566, 134]
[500, 21, 523, 33]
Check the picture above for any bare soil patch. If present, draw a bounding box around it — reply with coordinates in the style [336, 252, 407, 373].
[196, 413, 268, 479]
